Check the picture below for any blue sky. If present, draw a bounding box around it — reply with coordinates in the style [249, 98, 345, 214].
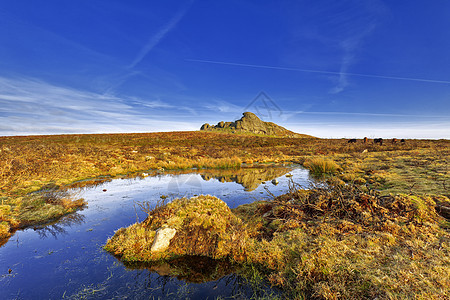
[1, 0, 449, 138]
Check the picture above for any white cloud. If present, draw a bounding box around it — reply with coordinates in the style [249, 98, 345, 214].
[203, 99, 244, 114]
[0, 76, 197, 136]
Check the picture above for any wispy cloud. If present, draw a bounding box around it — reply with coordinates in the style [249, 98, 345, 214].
[330, 30, 374, 94]
[203, 100, 244, 114]
[326, 1, 383, 93]
[128, 1, 193, 69]
[0, 76, 197, 136]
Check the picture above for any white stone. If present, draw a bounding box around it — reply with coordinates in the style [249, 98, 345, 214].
[150, 227, 177, 252]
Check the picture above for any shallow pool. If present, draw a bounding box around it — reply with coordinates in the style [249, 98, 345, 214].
[0, 166, 310, 299]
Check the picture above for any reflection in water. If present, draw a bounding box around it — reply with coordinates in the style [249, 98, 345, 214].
[32, 213, 86, 239]
[68, 165, 295, 192]
[67, 176, 112, 189]
[201, 166, 292, 191]
[0, 233, 12, 248]
[124, 256, 235, 283]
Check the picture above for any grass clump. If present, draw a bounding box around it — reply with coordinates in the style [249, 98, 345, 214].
[104, 195, 248, 262]
[303, 157, 339, 177]
[0, 189, 86, 240]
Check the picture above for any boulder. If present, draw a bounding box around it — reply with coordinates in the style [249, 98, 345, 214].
[200, 123, 210, 130]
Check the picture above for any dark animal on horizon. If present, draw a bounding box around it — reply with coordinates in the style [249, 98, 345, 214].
[392, 138, 397, 143]
[363, 137, 368, 143]
[401, 139, 406, 143]
[348, 139, 357, 143]
[374, 138, 383, 145]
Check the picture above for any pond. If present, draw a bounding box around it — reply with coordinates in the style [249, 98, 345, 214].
[0, 165, 311, 299]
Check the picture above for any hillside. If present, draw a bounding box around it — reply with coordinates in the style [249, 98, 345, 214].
[200, 112, 312, 138]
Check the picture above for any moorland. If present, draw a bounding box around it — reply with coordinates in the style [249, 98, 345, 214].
[1, 131, 449, 299]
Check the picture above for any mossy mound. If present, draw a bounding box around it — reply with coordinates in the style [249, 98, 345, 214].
[104, 195, 248, 262]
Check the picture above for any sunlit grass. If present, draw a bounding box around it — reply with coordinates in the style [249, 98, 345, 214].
[1, 131, 449, 247]
[303, 157, 339, 176]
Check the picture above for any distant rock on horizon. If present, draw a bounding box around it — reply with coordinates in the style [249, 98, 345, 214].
[200, 112, 311, 138]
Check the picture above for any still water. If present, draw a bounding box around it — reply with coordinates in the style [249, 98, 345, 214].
[0, 166, 310, 299]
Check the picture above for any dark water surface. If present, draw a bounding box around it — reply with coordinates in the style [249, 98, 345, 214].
[0, 166, 310, 299]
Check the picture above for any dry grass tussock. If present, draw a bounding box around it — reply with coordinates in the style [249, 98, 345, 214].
[303, 157, 339, 177]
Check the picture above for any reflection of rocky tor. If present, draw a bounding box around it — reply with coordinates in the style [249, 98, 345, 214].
[201, 167, 292, 191]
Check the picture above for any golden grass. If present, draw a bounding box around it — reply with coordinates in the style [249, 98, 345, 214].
[1, 132, 447, 197]
[105, 186, 450, 299]
[2, 130, 447, 298]
[303, 157, 339, 177]
[330, 148, 450, 195]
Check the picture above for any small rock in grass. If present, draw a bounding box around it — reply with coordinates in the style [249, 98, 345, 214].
[151, 227, 177, 253]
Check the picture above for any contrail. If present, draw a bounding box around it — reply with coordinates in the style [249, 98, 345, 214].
[129, 1, 193, 69]
[186, 59, 450, 85]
